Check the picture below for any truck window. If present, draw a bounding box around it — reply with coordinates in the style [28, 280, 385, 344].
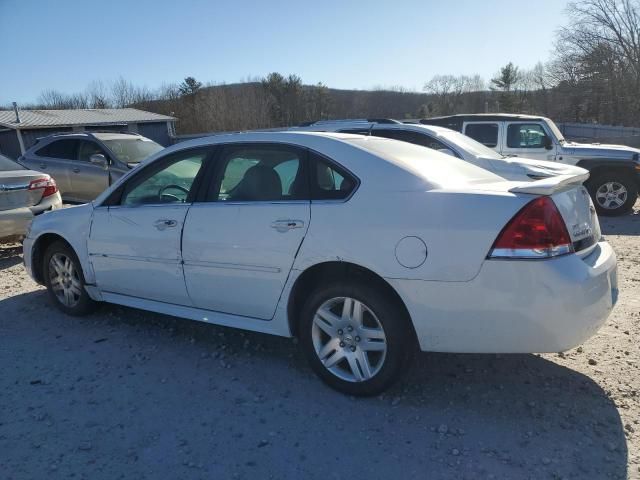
[506, 124, 548, 148]
[464, 124, 498, 148]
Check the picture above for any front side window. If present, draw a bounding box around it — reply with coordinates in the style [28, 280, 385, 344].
[78, 141, 108, 162]
[506, 123, 549, 148]
[214, 146, 305, 202]
[464, 123, 499, 148]
[120, 150, 207, 206]
[36, 139, 80, 160]
[310, 153, 357, 200]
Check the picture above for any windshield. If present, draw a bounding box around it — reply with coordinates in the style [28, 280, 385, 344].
[543, 118, 565, 143]
[439, 130, 504, 159]
[103, 138, 164, 164]
[0, 154, 24, 171]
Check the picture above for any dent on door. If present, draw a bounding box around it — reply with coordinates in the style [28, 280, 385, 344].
[88, 205, 191, 305]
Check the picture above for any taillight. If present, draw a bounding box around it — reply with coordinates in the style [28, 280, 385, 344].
[28, 177, 58, 198]
[488, 196, 573, 259]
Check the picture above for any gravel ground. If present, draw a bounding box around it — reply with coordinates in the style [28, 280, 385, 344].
[1, 204, 638, 480]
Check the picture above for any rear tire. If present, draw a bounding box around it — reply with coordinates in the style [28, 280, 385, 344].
[299, 281, 415, 396]
[586, 173, 638, 216]
[43, 241, 97, 316]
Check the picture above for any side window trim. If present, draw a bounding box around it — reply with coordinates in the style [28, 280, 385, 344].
[202, 142, 310, 204]
[100, 146, 216, 207]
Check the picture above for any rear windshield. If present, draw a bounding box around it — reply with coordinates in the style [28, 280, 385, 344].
[346, 136, 503, 184]
[103, 138, 164, 164]
[0, 154, 24, 171]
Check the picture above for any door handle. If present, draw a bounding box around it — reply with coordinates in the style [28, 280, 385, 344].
[72, 167, 81, 173]
[39, 164, 47, 169]
[153, 219, 178, 230]
[271, 219, 304, 232]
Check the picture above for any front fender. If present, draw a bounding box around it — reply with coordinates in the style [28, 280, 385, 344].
[27, 203, 96, 284]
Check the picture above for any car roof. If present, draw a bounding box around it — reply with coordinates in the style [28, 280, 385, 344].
[293, 120, 456, 136]
[423, 113, 546, 121]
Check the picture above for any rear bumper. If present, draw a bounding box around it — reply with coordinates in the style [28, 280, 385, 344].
[0, 193, 62, 241]
[389, 240, 617, 353]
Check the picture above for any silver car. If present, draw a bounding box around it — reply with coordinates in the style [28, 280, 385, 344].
[20, 132, 164, 203]
[0, 153, 62, 241]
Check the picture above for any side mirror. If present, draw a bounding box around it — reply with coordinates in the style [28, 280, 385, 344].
[89, 153, 109, 169]
[543, 137, 553, 150]
[436, 148, 456, 157]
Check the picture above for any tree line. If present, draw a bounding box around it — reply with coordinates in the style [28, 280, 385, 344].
[7, 0, 640, 133]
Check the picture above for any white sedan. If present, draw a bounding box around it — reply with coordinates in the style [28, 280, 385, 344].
[23, 132, 618, 395]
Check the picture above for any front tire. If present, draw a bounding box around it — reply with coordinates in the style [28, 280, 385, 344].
[586, 173, 638, 216]
[43, 241, 97, 316]
[299, 281, 415, 396]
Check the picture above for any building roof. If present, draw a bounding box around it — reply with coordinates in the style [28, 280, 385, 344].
[0, 108, 175, 129]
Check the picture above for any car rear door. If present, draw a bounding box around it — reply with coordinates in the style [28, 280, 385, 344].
[88, 147, 211, 305]
[181, 143, 310, 320]
[462, 122, 502, 153]
[26, 139, 79, 198]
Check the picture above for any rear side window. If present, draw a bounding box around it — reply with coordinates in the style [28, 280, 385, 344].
[36, 139, 79, 160]
[309, 152, 357, 200]
[506, 123, 548, 148]
[213, 145, 306, 202]
[464, 123, 498, 148]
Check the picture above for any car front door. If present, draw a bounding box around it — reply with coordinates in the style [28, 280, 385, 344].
[88, 147, 211, 305]
[181, 143, 310, 320]
[501, 122, 557, 160]
[73, 140, 111, 201]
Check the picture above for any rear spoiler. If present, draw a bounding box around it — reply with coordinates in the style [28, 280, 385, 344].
[508, 172, 590, 196]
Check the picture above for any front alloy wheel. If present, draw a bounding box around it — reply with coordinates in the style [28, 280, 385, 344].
[43, 241, 97, 316]
[48, 252, 83, 308]
[595, 181, 628, 211]
[587, 173, 638, 216]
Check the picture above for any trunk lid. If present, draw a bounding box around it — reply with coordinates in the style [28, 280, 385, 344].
[0, 170, 47, 211]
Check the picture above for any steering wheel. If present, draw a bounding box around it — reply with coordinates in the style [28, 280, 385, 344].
[158, 184, 190, 202]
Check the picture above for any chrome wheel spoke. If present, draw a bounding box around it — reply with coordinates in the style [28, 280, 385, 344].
[324, 349, 345, 368]
[314, 308, 340, 336]
[317, 338, 340, 361]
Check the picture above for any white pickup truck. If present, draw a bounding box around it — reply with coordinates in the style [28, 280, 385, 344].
[419, 114, 640, 216]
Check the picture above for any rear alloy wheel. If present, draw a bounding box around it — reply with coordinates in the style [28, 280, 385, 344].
[588, 174, 638, 216]
[300, 282, 414, 396]
[312, 297, 387, 382]
[44, 241, 97, 316]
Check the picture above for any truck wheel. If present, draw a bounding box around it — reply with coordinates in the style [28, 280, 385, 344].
[586, 173, 638, 216]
